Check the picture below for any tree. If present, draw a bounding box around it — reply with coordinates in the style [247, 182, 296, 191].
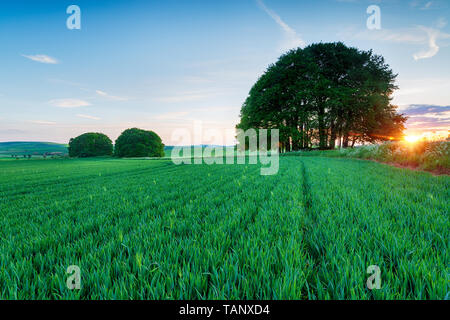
[237, 42, 407, 150]
[68, 132, 113, 157]
[114, 128, 165, 158]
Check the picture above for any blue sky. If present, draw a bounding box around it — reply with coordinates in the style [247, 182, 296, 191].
[0, 0, 449, 143]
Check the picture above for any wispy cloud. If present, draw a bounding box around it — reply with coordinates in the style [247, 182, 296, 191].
[410, 0, 433, 10]
[29, 120, 57, 125]
[155, 91, 212, 103]
[47, 78, 86, 88]
[393, 77, 450, 106]
[22, 54, 59, 64]
[152, 107, 236, 122]
[435, 17, 447, 29]
[256, 0, 305, 52]
[341, 24, 450, 60]
[49, 99, 91, 108]
[401, 104, 450, 134]
[413, 27, 441, 60]
[402, 104, 450, 117]
[76, 114, 100, 120]
[95, 90, 128, 101]
[154, 111, 189, 120]
[421, 1, 433, 10]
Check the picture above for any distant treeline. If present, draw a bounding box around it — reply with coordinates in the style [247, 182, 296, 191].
[0, 142, 68, 157]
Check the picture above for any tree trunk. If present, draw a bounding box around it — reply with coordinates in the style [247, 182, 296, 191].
[299, 121, 304, 150]
[337, 127, 342, 149]
[329, 122, 337, 149]
[318, 106, 327, 149]
[304, 123, 310, 149]
[342, 133, 349, 148]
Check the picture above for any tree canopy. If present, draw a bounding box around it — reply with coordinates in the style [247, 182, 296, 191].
[237, 42, 407, 151]
[68, 132, 113, 157]
[115, 128, 165, 158]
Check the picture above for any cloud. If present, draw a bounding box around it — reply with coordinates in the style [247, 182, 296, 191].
[256, 0, 305, 52]
[154, 111, 189, 120]
[410, 0, 433, 10]
[393, 77, 450, 106]
[152, 107, 236, 122]
[435, 17, 447, 29]
[95, 90, 128, 101]
[401, 105, 450, 134]
[421, 1, 433, 10]
[155, 92, 212, 103]
[402, 104, 450, 117]
[47, 78, 85, 88]
[29, 120, 57, 125]
[182, 76, 214, 84]
[49, 99, 91, 108]
[46, 82, 128, 101]
[22, 54, 59, 64]
[342, 25, 450, 60]
[76, 114, 100, 120]
[350, 28, 424, 43]
[413, 26, 445, 60]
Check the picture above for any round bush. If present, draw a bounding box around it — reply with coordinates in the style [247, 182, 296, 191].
[69, 132, 113, 158]
[115, 128, 165, 158]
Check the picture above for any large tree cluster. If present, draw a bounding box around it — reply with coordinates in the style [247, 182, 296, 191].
[114, 128, 165, 158]
[237, 42, 407, 151]
[68, 132, 113, 157]
[69, 128, 165, 158]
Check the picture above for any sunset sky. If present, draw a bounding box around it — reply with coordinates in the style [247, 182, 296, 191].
[0, 0, 449, 144]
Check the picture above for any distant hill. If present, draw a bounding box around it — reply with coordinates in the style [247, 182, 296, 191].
[0, 143, 233, 158]
[0, 142, 68, 157]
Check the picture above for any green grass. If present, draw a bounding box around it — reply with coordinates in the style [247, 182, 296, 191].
[0, 157, 448, 299]
[283, 141, 450, 173]
[163, 146, 236, 159]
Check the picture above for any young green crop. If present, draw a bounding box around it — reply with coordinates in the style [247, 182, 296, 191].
[0, 157, 448, 299]
[300, 157, 449, 299]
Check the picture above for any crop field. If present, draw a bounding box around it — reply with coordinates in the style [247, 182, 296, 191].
[0, 142, 69, 157]
[0, 157, 448, 299]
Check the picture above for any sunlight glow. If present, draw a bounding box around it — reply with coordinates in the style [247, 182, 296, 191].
[404, 135, 421, 143]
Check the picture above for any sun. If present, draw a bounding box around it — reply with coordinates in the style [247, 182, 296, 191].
[404, 135, 421, 143]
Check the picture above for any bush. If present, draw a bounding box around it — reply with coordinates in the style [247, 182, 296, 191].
[115, 128, 165, 158]
[69, 133, 113, 158]
[366, 140, 449, 171]
[420, 141, 450, 170]
[287, 140, 449, 173]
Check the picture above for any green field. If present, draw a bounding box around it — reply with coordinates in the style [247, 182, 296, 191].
[0, 142, 69, 157]
[0, 142, 217, 159]
[0, 157, 448, 299]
